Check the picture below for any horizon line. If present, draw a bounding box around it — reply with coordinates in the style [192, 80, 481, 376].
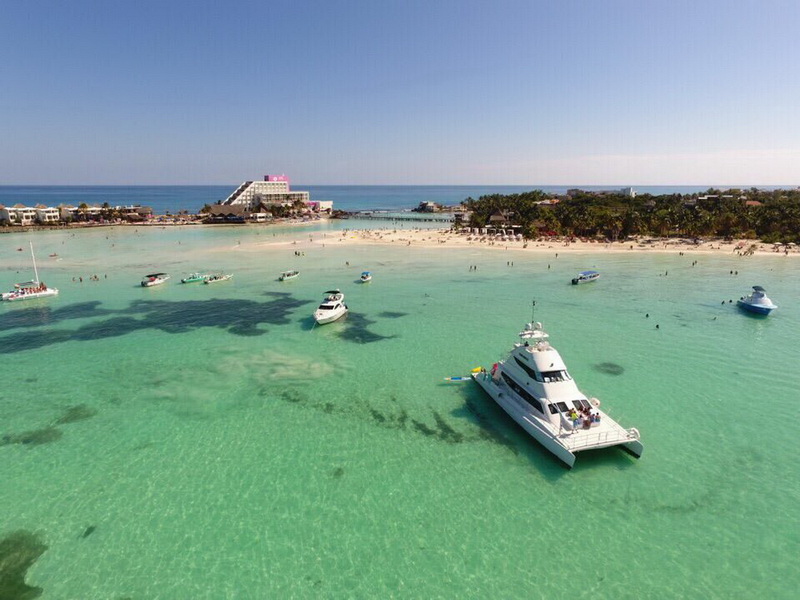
[1, 183, 797, 188]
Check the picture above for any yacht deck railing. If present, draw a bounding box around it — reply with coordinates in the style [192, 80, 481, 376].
[564, 427, 639, 451]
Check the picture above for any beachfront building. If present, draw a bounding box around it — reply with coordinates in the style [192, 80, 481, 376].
[0, 204, 37, 226]
[115, 205, 154, 221]
[35, 204, 60, 224]
[58, 205, 79, 221]
[209, 174, 332, 222]
[222, 175, 310, 211]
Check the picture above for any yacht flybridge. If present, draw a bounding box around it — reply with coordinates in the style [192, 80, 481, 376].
[313, 289, 348, 324]
[472, 320, 643, 468]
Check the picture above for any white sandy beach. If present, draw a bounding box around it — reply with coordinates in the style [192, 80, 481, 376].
[241, 225, 800, 257]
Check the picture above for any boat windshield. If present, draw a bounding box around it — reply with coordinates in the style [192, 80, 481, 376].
[541, 370, 571, 382]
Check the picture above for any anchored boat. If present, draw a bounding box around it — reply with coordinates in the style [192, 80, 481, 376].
[141, 273, 170, 287]
[1, 242, 59, 302]
[313, 289, 348, 324]
[571, 270, 600, 285]
[472, 319, 643, 468]
[279, 270, 299, 281]
[181, 272, 208, 283]
[737, 286, 777, 315]
[204, 273, 233, 284]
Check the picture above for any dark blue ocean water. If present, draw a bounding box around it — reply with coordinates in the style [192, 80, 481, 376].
[0, 184, 773, 215]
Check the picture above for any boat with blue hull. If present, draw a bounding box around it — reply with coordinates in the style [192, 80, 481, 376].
[737, 286, 777, 315]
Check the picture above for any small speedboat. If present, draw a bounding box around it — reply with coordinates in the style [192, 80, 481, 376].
[181, 272, 207, 284]
[572, 270, 600, 285]
[737, 286, 777, 315]
[141, 273, 170, 287]
[204, 273, 232, 284]
[279, 270, 299, 281]
[314, 289, 348, 324]
[360, 271, 372, 282]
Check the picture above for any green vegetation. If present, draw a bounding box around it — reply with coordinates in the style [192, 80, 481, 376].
[463, 188, 800, 244]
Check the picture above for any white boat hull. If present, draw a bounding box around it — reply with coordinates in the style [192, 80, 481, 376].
[1, 288, 59, 302]
[472, 372, 642, 468]
[473, 373, 577, 467]
[204, 275, 232, 284]
[314, 306, 348, 324]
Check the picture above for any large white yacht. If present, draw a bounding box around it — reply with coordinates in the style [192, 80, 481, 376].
[313, 289, 348, 324]
[472, 320, 643, 468]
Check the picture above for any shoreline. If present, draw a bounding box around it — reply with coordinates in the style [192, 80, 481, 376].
[298, 227, 800, 257]
[2, 219, 798, 257]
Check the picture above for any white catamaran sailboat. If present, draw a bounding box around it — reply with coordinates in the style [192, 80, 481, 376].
[1, 242, 59, 302]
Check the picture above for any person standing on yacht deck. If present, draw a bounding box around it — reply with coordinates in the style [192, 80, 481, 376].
[569, 408, 580, 429]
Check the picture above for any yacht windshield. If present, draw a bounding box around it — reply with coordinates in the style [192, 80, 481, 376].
[541, 370, 571, 382]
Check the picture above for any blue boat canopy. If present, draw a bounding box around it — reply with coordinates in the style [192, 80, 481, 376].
[362, 271, 371, 275]
[579, 270, 599, 276]
[752, 285, 766, 292]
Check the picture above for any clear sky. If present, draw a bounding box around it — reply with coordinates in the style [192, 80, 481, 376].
[2, 0, 799, 185]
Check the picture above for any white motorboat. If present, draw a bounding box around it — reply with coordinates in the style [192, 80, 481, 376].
[279, 270, 299, 281]
[737, 286, 777, 315]
[204, 273, 233, 284]
[360, 271, 372, 282]
[1, 242, 59, 302]
[313, 289, 348, 324]
[571, 270, 600, 285]
[141, 273, 170, 287]
[472, 320, 643, 468]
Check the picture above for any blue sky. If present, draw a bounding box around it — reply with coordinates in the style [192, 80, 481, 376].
[2, 0, 799, 185]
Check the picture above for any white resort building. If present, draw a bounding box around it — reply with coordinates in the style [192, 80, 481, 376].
[1, 203, 155, 225]
[35, 205, 61, 223]
[209, 175, 332, 222]
[222, 175, 311, 211]
[0, 204, 37, 225]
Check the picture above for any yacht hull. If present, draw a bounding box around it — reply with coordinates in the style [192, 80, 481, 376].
[314, 307, 348, 324]
[472, 373, 577, 468]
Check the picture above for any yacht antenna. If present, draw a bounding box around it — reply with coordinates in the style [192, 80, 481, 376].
[531, 299, 536, 323]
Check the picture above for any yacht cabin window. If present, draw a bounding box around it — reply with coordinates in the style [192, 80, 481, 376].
[514, 357, 543, 382]
[501, 372, 544, 414]
[541, 370, 571, 382]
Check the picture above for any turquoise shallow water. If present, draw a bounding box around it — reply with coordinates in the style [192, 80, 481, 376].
[1, 223, 799, 599]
